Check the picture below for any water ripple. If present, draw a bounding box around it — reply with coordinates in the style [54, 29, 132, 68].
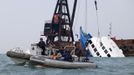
[0, 54, 134, 75]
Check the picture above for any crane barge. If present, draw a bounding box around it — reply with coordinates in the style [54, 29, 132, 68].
[6, 0, 97, 69]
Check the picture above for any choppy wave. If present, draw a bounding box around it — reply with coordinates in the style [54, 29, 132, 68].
[0, 54, 134, 75]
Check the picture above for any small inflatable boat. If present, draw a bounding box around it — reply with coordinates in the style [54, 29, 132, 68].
[6, 50, 31, 64]
[6, 46, 97, 69]
[30, 55, 97, 69]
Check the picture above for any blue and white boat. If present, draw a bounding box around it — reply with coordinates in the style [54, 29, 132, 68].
[80, 27, 125, 57]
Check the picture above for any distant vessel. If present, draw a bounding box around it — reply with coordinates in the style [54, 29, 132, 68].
[114, 39, 134, 56]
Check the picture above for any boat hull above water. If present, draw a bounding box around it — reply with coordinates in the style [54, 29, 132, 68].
[30, 55, 97, 69]
[6, 51, 31, 64]
[6, 51, 97, 69]
[10, 57, 27, 65]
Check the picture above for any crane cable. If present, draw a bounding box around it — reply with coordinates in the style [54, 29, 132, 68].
[85, 0, 87, 32]
[73, 0, 81, 39]
[94, 0, 100, 37]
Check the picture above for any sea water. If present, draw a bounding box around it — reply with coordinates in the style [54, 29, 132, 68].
[0, 54, 134, 75]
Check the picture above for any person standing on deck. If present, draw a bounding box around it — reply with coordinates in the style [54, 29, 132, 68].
[37, 38, 46, 55]
[53, 14, 60, 34]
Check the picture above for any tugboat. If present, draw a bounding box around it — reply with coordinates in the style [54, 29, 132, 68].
[6, 0, 97, 69]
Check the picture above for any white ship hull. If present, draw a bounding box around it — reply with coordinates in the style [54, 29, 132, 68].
[86, 37, 125, 57]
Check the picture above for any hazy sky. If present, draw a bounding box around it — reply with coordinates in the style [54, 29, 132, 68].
[0, 0, 134, 53]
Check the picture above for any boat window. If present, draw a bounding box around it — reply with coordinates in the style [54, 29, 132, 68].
[32, 47, 34, 50]
[132, 40, 134, 44]
[104, 50, 108, 54]
[130, 46, 133, 49]
[100, 42, 103, 46]
[102, 46, 105, 50]
[107, 54, 111, 57]
[120, 46, 123, 49]
[91, 44, 95, 48]
[85, 41, 88, 46]
[96, 52, 100, 56]
[88, 40, 92, 44]
[123, 46, 127, 49]
[94, 48, 97, 52]
[109, 48, 112, 51]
